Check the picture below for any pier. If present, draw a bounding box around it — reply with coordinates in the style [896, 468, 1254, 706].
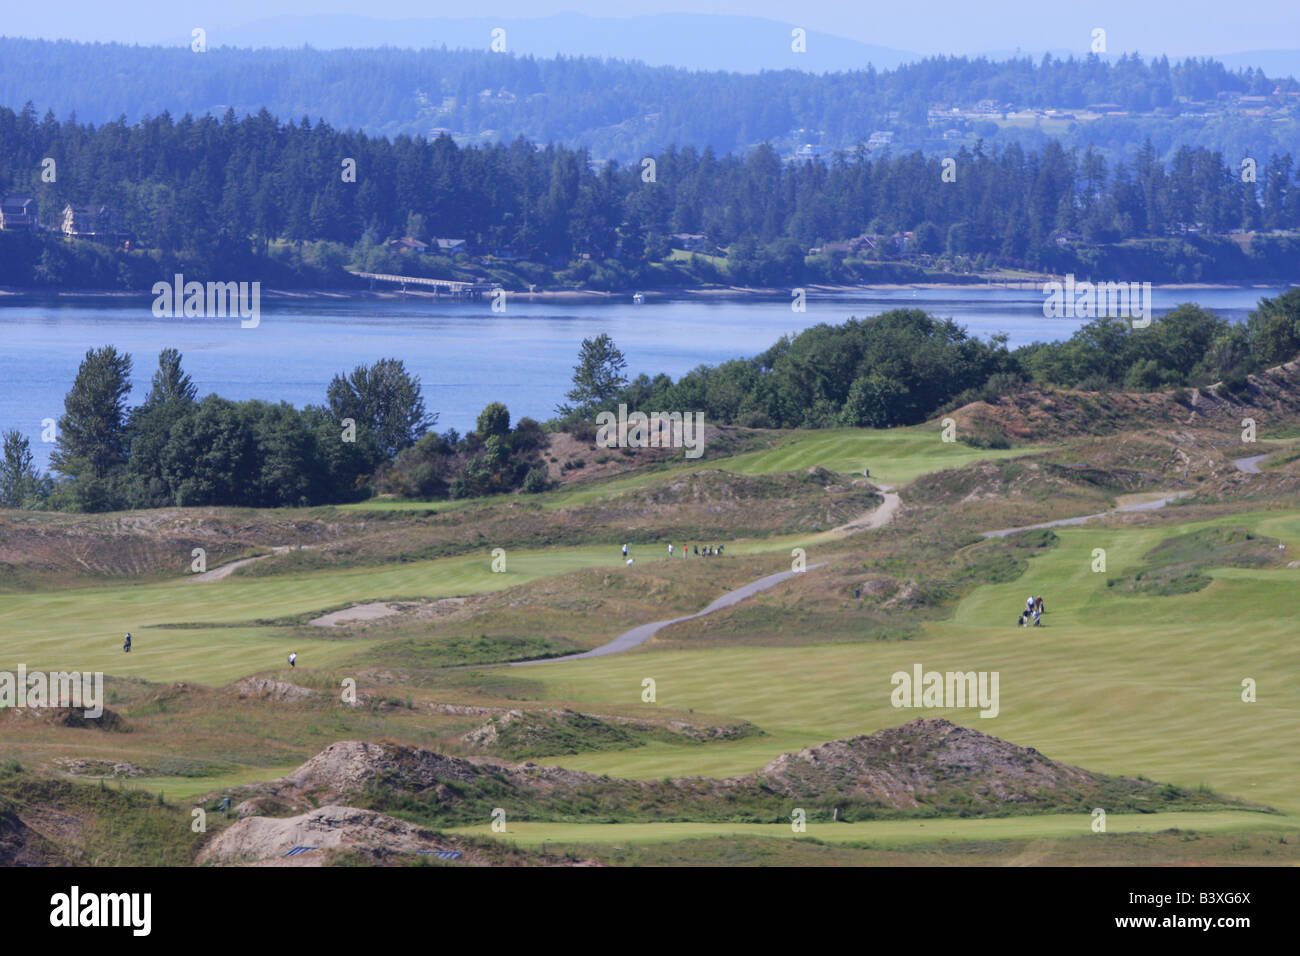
[353, 271, 496, 298]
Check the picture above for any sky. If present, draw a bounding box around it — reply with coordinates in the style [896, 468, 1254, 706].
[4, 1, 1298, 58]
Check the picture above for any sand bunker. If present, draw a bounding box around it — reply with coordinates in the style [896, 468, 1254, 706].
[309, 602, 402, 627]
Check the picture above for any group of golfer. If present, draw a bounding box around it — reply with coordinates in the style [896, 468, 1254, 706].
[622, 541, 726, 565]
[1019, 595, 1046, 627]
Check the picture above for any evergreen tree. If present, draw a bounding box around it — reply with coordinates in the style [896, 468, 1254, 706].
[557, 334, 629, 418]
[146, 348, 198, 405]
[50, 346, 133, 481]
[0, 430, 42, 507]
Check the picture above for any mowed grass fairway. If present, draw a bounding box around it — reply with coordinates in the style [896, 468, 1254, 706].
[451, 810, 1297, 848]
[5, 424, 1298, 861]
[2, 428, 1026, 683]
[517, 511, 1300, 823]
[0, 545, 615, 682]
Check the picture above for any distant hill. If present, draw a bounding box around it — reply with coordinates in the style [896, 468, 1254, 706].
[0, 37, 1296, 162]
[215, 12, 920, 74]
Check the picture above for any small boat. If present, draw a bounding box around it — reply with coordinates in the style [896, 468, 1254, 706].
[632, 292, 645, 304]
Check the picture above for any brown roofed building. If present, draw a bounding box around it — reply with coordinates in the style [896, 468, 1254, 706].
[386, 236, 429, 253]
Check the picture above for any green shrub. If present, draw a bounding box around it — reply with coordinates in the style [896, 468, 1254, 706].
[522, 466, 550, 493]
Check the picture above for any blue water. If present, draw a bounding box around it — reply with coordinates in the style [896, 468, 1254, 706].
[0, 286, 1287, 470]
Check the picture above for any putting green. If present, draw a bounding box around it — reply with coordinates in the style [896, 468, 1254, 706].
[344, 426, 1041, 511]
[712, 426, 1042, 486]
[561, 427, 1039, 504]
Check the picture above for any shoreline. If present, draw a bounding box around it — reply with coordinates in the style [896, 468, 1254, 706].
[0, 278, 1294, 303]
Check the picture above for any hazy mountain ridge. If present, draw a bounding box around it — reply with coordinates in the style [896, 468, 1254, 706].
[0, 36, 1296, 163]
[214, 12, 920, 73]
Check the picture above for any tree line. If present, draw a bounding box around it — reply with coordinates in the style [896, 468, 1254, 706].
[4, 290, 1299, 512]
[610, 289, 1300, 430]
[0, 351, 549, 512]
[1, 102, 1299, 290]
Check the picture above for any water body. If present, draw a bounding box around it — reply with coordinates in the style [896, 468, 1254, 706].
[0, 286, 1286, 470]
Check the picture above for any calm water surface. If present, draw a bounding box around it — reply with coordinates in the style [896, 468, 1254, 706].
[0, 286, 1287, 469]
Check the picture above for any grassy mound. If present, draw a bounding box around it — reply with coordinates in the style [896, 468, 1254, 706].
[462, 708, 762, 760]
[229, 719, 1248, 829]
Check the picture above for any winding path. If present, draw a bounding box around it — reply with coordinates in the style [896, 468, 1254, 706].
[511, 562, 827, 666]
[830, 485, 900, 535]
[979, 452, 1271, 542]
[514, 480, 902, 665]
[980, 493, 1189, 539]
[188, 545, 304, 582]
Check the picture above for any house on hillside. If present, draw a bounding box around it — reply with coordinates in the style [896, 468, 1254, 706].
[62, 203, 128, 244]
[432, 237, 467, 254]
[867, 131, 894, 148]
[386, 236, 429, 254]
[810, 233, 881, 256]
[810, 240, 851, 255]
[0, 195, 40, 230]
[670, 233, 709, 252]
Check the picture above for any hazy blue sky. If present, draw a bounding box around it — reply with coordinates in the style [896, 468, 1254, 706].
[5, 1, 1297, 57]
